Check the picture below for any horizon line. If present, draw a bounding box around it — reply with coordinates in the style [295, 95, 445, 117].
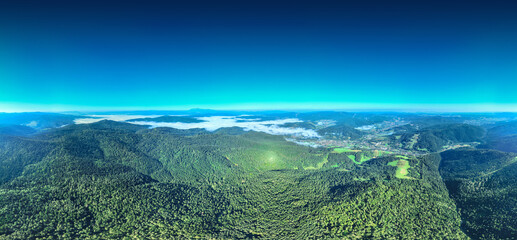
[2, 102, 517, 113]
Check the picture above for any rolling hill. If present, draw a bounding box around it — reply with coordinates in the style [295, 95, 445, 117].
[0, 120, 469, 239]
[440, 149, 517, 239]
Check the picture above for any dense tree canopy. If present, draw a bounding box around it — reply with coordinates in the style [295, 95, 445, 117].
[0, 113, 515, 239]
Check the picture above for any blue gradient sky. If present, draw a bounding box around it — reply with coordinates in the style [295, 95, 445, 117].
[1, 0, 516, 112]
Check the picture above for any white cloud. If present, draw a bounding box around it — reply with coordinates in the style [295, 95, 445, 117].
[73, 115, 320, 138]
[74, 115, 162, 124]
[129, 116, 320, 138]
[25, 121, 38, 127]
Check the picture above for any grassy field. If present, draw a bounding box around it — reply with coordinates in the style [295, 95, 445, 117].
[219, 133, 331, 172]
[348, 154, 357, 163]
[332, 147, 360, 153]
[349, 154, 370, 165]
[334, 148, 391, 165]
[387, 158, 413, 179]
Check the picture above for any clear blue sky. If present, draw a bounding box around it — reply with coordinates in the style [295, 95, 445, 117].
[1, 0, 516, 112]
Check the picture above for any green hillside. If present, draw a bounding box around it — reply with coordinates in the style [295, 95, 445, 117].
[440, 149, 517, 239]
[479, 135, 517, 153]
[0, 121, 471, 239]
[394, 124, 485, 152]
[317, 124, 364, 140]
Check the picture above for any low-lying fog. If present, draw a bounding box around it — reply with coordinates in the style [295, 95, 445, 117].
[75, 115, 320, 138]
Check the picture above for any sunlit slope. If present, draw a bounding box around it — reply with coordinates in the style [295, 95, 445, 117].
[136, 127, 333, 175]
[37, 121, 332, 180]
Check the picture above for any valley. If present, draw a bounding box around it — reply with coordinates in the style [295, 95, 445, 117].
[0, 111, 516, 239]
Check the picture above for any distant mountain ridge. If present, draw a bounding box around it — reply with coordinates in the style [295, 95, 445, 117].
[127, 115, 204, 123]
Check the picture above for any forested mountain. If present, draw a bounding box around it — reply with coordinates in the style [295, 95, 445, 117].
[295, 112, 391, 127]
[486, 120, 517, 137]
[440, 149, 517, 240]
[393, 124, 485, 152]
[403, 115, 465, 128]
[279, 121, 316, 129]
[0, 112, 516, 239]
[479, 135, 517, 153]
[0, 125, 36, 136]
[0, 120, 469, 239]
[317, 124, 364, 140]
[479, 121, 517, 153]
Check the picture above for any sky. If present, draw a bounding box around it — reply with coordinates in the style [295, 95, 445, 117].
[1, 0, 516, 112]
